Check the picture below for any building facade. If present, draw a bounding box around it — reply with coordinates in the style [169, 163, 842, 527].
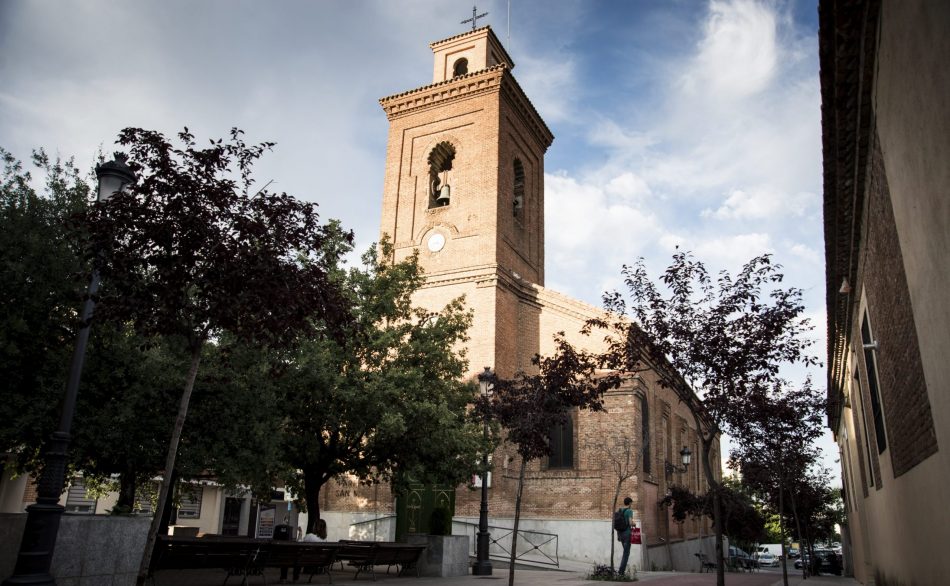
[821, 1, 950, 584]
[320, 26, 719, 569]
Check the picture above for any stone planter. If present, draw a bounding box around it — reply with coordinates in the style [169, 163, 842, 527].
[406, 534, 470, 577]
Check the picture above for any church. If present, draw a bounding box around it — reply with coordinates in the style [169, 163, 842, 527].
[0, 22, 721, 575]
[320, 24, 720, 570]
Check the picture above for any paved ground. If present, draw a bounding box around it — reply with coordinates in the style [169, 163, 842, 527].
[152, 565, 862, 586]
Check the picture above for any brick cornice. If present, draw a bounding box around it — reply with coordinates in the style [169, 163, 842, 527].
[379, 65, 553, 151]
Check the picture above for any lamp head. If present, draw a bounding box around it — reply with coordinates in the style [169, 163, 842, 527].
[95, 152, 136, 202]
[478, 366, 493, 396]
[680, 446, 692, 467]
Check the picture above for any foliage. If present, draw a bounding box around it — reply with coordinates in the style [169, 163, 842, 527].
[77, 127, 352, 584]
[73, 326, 187, 509]
[84, 127, 353, 350]
[0, 149, 91, 472]
[477, 336, 620, 586]
[587, 563, 638, 582]
[590, 250, 817, 586]
[660, 480, 767, 545]
[428, 505, 452, 536]
[276, 241, 482, 532]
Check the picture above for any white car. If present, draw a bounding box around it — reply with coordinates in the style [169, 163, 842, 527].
[756, 552, 780, 567]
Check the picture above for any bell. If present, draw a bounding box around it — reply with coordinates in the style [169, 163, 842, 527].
[436, 184, 451, 206]
[513, 194, 523, 209]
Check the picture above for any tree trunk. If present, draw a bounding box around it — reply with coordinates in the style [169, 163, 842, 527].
[692, 409, 724, 586]
[779, 483, 789, 586]
[136, 341, 203, 586]
[508, 457, 527, 586]
[303, 469, 325, 534]
[610, 480, 622, 570]
[117, 464, 137, 512]
[787, 485, 806, 579]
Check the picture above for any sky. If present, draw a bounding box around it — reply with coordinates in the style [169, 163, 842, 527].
[0, 0, 835, 481]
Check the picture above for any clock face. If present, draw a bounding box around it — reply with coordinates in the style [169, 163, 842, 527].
[427, 233, 446, 252]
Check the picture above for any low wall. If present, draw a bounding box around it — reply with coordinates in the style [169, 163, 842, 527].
[0, 513, 150, 585]
[645, 535, 717, 572]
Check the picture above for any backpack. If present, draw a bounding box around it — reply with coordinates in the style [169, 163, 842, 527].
[612, 508, 629, 532]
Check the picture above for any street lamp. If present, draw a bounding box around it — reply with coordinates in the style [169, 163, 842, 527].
[4, 153, 135, 586]
[472, 366, 493, 576]
[664, 446, 693, 478]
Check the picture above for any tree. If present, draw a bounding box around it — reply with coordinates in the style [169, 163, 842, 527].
[588, 430, 640, 571]
[592, 251, 817, 586]
[0, 149, 91, 473]
[478, 337, 619, 586]
[80, 127, 353, 584]
[276, 242, 483, 532]
[72, 326, 187, 513]
[730, 378, 826, 585]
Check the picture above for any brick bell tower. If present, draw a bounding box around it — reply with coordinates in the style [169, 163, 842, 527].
[378, 25, 553, 377]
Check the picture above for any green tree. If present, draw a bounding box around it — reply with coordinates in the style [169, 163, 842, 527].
[0, 149, 90, 473]
[593, 251, 817, 586]
[277, 242, 483, 532]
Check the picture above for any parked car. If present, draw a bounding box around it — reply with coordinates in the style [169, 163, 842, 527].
[794, 549, 842, 575]
[756, 552, 780, 567]
[728, 546, 755, 570]
[787, 547, 800, 558]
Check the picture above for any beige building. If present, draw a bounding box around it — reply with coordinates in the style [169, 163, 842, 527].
[821, 1, 950, 584]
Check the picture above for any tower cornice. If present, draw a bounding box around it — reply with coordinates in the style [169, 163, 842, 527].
[379, 64, 553, 150]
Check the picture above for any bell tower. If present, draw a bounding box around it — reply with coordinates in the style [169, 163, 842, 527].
[378, 25, 553, 376]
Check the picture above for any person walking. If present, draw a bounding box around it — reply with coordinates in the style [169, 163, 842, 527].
[616, 497, 634, 575]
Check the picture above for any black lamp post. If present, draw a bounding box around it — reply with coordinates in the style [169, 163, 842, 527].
[664, 446, 693, 479]
[4, 153, 135, 586]
[472, 366, 493, 576]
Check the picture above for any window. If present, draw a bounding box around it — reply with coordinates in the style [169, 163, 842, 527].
[178, 487, 202, 519]
[851, 371, 876, 489]
[513, 159, 525, 217]
[427, 142, 455, 208]
[861, 312, 887, 453]
[452, 58, 469, 77]
[548, 413, 574, 468]
[639, 395, 651, 474]
[64, 477, 96, 514]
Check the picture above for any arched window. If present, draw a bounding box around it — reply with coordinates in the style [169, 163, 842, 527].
[639, 395, 651, 474]
[427, 142, 456, 208]
[513, 159, 525, 217]
[453, 58, 469, 77]
[548, 413, 574, 469]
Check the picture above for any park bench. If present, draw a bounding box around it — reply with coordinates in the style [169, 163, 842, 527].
[336, 541, 427, 581]
[152, 535, 267, 585]
[695, 552, 717, 573]
[265, 542, 341, 584]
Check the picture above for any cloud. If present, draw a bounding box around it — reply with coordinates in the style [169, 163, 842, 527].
[679, 0, 779, 101]
[701, 188, 815, 220]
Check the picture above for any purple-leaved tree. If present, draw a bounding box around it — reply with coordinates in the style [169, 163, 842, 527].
[81, 127, 353, 585]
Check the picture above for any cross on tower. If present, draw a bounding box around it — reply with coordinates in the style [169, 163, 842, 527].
[461, 5, 488, 31]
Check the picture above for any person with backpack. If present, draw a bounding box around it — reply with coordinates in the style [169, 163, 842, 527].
[614, 496, 634, 575]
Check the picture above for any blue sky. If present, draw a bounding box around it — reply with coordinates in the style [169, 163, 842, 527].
[0, 0, 833, 478]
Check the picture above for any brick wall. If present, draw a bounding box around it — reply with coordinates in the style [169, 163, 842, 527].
[856, 129, 936, 479]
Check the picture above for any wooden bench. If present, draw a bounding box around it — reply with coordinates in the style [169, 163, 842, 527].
[336, 541, 427, 581]
[265, 542, 341, 584]
[152, 536, 267, 585]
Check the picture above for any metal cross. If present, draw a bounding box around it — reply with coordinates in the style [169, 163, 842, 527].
[461, 5, 488, 31]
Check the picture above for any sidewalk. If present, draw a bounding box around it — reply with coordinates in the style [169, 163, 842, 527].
[151, 565, 863, 586]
